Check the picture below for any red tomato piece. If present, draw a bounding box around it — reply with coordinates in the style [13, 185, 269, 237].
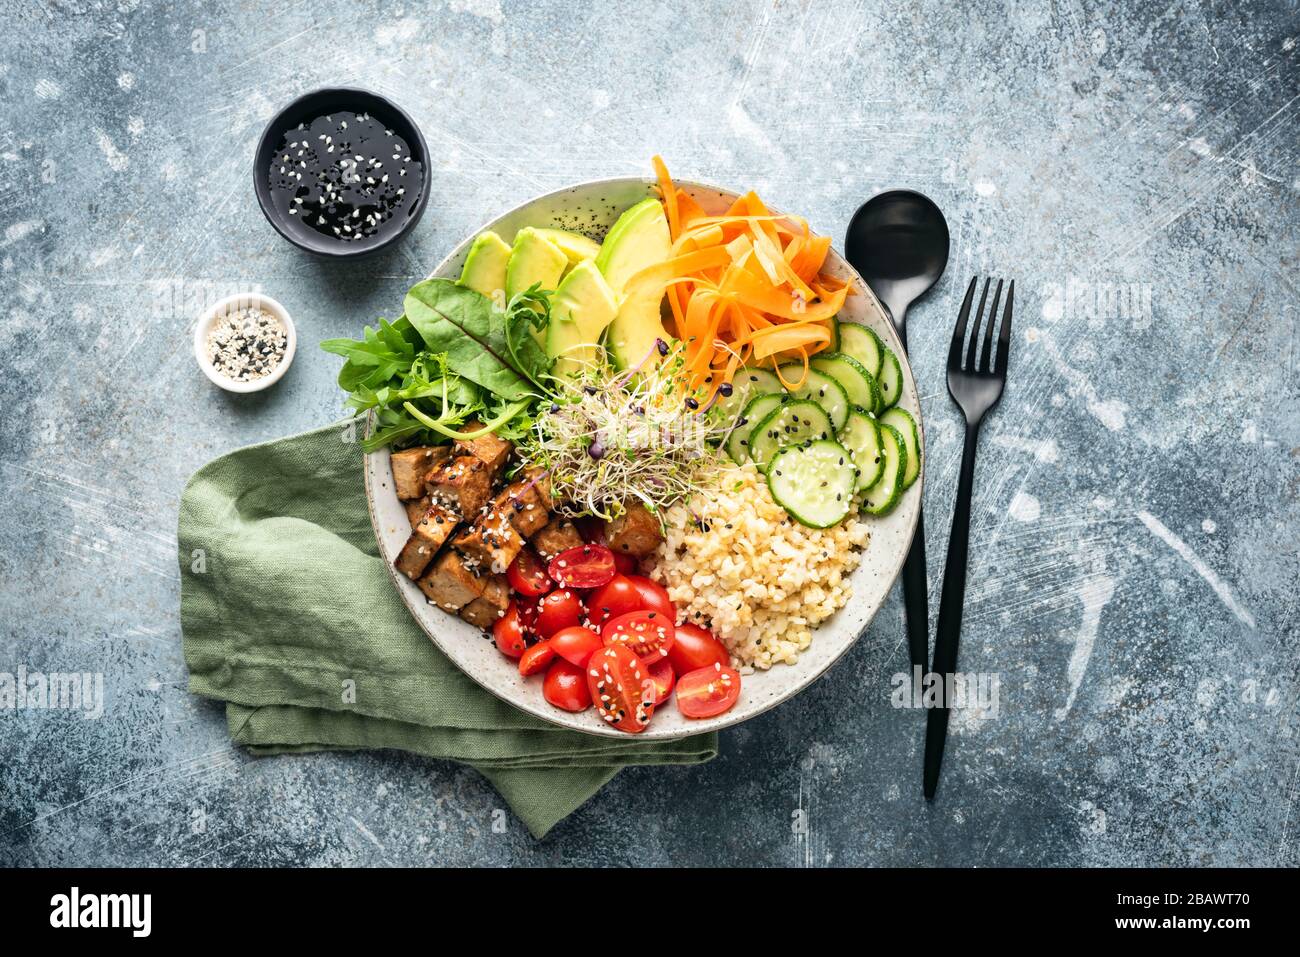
[601, 610, 675, 663]
[550, 625, 603, 668]
[612, 552, 638, 575]
[587, 645, 656, 733]
[507, 548, 552, 597]
[493, 601, 528, 659]
[534, 589, 582, 639]
[543, 658, 592, 712]
[667, 621, 730, 675]
[625, 575, 674, 618]
[675, 662, 742, 719]
[648, 657, 675, 706]
[518, 640, 555, 677]
[584, 574, 644, 629]
[548, 544, 616, 589]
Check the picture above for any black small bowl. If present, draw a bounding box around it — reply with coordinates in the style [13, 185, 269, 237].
[253, 87, 430, 258]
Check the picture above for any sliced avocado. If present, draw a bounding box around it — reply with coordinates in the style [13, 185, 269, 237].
[546, 260, 620, 379]
[505, 227, 568, 301]
[533, 228, 601, 266]
[458, 231, 512, 304]
[595, 198, 673, 369]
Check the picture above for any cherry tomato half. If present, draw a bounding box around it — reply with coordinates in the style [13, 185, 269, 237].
[543, 658, 592, 712]
[612, 552, 638, 575]
[548, 543, 617, 590]
[667, 621, 730, 675]
[507, 548, 552, 597]
[625, 575, 674, 618]
[648, 657, 675, 706]
[534, 589, 583, 639]
[518, 640, 555, 677]
[493, 601, 528, 659]
[550, 625, 603, 668]
[587, 645, 656, 733]
[675, 662, 742, 719]
[584, 574, 644, 629]
[601, 610, 675, 663]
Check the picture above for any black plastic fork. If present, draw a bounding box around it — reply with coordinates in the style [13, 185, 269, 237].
[923, 276, 1015, 800]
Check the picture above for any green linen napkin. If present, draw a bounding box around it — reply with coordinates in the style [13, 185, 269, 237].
[179, 419, 717, 838]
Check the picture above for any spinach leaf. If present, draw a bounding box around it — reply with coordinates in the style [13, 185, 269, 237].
[405, 279, 539, 402]
[503, 285, 555, 393]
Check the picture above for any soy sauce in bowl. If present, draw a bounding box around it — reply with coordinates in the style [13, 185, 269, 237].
[254, 88, 429, 257]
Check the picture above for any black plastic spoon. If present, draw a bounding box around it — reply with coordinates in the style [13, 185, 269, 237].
[845, 190, 950, 678]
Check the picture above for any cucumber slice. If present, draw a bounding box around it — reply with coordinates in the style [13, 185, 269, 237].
[777, 362, 850, 430]
[811, 353, 883, 415]
[860, 422, 906, 515]
[712, 366, 783, 425]
[726, 393, 784, 464]
[827, 315, 841, 352]
[878, 348, 903, 409]
[879, 407, 920, 489]
[837, 323, 884, 379]
[837, 408, 884, 490]
[749, 399, 835, 472]
[767, 440, 857, 528]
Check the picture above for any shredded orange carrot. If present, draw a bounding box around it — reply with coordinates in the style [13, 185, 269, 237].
[648, 155, 853, 395]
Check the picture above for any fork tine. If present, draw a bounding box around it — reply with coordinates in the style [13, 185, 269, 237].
[949, 277, 978, 369]
[978, 279, 1003, 372]
[995, 280, 1015, 375]
[965, 278, 991, 371]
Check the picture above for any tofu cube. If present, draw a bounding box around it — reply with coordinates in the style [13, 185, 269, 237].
[452, 423, 512, 479]
[604, 503, 664, 557]
[452, 509, 524, 575]
[394, 504, 457, 579]
[459, 575, 510, 629]
[391, 446, 450, 500]
[404, 495, 431, 529]
[416, 551, 485, 611]
[427, 455, 492, 520]
[494, 478, 550, 538]
[531, 518, 585, 560]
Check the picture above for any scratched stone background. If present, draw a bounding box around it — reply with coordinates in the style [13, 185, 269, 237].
[0, 0, 1296, 867]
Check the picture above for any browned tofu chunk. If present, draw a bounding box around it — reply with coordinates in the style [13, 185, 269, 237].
[416, 551, 485, 611]
[427, 455, 491, 520]
[394, 504, 457, 579]
[494, 477, 550, 538]
[531, 517, 585, 560]
[451, 508, 524, 575]
[459, 575, 510, 629]
[604, 503, 663, 557]
[522, 467, 554, 511]
[391, 446, 451, 500]
[404, 495, 431, 528]
[452, 422, 512, 479]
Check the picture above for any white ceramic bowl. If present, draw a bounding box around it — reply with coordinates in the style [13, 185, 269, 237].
[365, 177, 923, 739]
[194, 292, 297, 393]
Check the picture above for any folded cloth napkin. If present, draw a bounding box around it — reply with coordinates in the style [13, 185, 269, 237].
[179, 420, 717, 838]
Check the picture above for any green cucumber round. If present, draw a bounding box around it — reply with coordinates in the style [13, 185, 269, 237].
[860, 422, 906, 515]
[837, 322, 884, 379]
[777, 362, 849, 430]
[878, 407, 920, 489]
[726, 393, 784, 464]
[811, 353, 883, 415]
[749, 398, 835, 472]
[878, 347, 903, 410]
[712, 366, 783, 426]
[767, 439, 857, 528]
[837, 407, 884, 490]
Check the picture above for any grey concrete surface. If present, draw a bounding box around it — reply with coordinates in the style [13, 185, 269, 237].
[0, 0, 1296, 867]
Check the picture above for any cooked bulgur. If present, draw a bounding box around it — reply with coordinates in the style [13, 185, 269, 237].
[649, 463, 870, 670]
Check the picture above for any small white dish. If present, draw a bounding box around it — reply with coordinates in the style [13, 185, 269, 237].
[194, 292, 297, 393]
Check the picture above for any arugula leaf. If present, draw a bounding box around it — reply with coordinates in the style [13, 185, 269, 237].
[503, 285, 555, 392]
[404, 279, 543, 402]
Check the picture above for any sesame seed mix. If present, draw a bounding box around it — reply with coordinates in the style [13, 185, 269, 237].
[267, 110, 423, 245]
[206, 306, 287, 381]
